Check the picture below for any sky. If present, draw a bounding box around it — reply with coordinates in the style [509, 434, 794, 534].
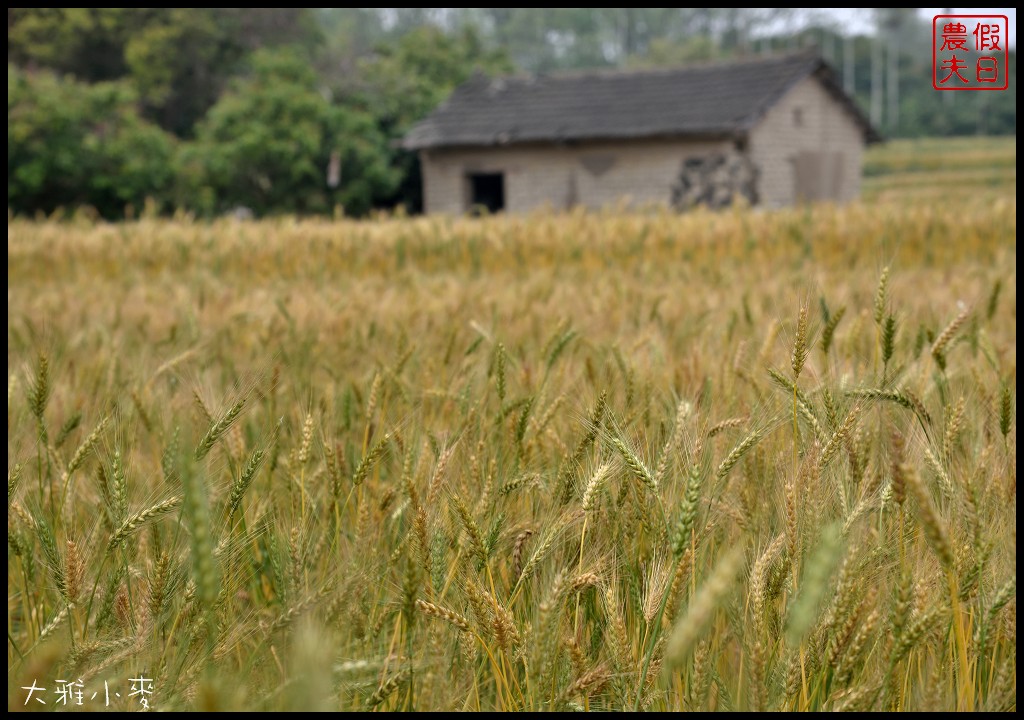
[816, 8, 1016, 48]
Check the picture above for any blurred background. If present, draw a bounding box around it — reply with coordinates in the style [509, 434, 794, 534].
[7, 8, 1017, 219]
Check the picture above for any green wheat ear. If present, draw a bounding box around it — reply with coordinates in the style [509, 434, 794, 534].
[664, 544, 746, 670]
[28, 352, 50, 421]
[194, 397, 246, 461]
[791, 302, 809, 380]
[785, 523, 844, 648]
[874, 266, 890, 327]
[182, 463, 218, 611]
[821, 305, 846, 355]
[999, 385, 1012, 439]
[882, 315, 897, 365]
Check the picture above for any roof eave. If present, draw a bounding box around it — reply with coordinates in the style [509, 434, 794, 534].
[405, 128, 746, 152]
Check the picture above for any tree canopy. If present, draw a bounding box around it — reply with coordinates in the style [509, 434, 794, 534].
[184, 49, 396, 217]
[8, 64, 175, 218]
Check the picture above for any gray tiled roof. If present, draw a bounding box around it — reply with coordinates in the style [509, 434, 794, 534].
[403, 51, 877, 150]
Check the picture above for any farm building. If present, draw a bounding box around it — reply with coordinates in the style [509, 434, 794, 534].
[403, 51, 879, 214]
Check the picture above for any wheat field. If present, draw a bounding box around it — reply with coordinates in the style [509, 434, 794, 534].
[7, 197, 1016, 710]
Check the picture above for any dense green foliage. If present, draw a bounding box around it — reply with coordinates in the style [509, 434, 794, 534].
[7, 65, 175, 218]
[8, 8, 312, 136]
[6, 8, 1017, 218]
[183, 50, 397, 217]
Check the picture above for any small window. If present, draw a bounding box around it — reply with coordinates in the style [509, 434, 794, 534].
[467, 173, 505, 214]
[793, 107, 804, 127]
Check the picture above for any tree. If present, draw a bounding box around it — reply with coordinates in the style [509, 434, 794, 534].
[8, 64, 176, 218]
[8, 8, 317, 136]
[346, 25, 512, 211]
[185, 48, 396, 216]
[352, 26, 511, 135]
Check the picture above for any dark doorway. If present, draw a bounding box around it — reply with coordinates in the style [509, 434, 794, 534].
[467, 173, 505, 214]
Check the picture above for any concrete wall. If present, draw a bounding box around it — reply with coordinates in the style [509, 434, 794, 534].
[420, 138, 731, 214]
[419, 76, 866, 214]
[748, 75, 865, 207]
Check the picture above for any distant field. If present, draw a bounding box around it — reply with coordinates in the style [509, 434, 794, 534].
[7, 196, 1016, 711]
[863, 135, 1017, 204]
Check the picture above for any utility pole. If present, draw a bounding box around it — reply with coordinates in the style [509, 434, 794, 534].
[871, 33, 884, 129]
[883, 9, 905, 135]
[843, 32, 855, 94]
